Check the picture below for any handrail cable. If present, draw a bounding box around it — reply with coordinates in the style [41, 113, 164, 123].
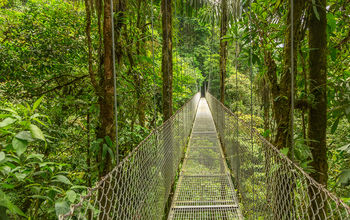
[110, 0, 119, 165]
[248, 0, 255, 216]
[290, 0, 295, 160]
[151, 0, 157, 131]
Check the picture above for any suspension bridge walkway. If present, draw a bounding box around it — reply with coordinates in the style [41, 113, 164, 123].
[168, 98, 242, 219]
[61, 92, 350, 220]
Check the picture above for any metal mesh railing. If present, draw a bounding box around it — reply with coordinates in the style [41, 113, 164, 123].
[206, 92, 350, 219]
[60, 93, 200, 220]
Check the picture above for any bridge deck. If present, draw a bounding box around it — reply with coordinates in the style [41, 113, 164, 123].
[168, 98, 242, 219]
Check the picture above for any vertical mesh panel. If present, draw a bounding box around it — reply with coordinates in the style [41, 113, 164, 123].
[60, 93, 201, 220]
[206, 92, 350, 219]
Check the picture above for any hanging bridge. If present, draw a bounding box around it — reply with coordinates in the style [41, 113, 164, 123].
[60, 92, 350, 220]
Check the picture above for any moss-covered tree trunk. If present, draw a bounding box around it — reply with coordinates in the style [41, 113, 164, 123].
[161, 0, 174, 212]
[219, 0, 228, 104]
[135, 0, 146, 127]
[162, 0, 173, 121]
[308, 0, 328, 217]
[87, 0, 116, 218]
[265, 0, 305, 218]
[270, 0, 304, 153]
[97, 0, 115, 177]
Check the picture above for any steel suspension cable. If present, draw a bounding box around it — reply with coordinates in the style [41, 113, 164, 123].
[290, 0, 295, 160]
[151, 0, 157, 131]
[174, 0, 177, 90]
[174, 0, 182, 93]
[165, 0, 171, 117]
[248, 0, 255, 217]
[235, 35, 239, 186]
[208, 9, 215, 93]
[234, 13, 239, 140]
[110, 0, 118, 164]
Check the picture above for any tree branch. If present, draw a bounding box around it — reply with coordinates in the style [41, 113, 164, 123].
[33, 75, 88, 97]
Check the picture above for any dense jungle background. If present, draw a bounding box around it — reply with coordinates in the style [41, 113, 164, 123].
[0, 0, 349, 218]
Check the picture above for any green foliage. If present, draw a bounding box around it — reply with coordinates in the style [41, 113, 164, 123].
[225, 70, 252, 112]
[0, 98, 83, 218]
[0, 0, 202, 218]
[0, 0, 349, 217]
[0, 190, 26, 217]
[0, 0, 87, 100]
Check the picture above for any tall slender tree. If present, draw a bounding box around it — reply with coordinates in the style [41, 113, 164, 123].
[219, 0, 228, 103]
[308, 0, 328, 187]
[95, 0, 115, 177]
[308, 0, 328, 216]
[162, 0, 173, 120]
[84, 0, 116, 177]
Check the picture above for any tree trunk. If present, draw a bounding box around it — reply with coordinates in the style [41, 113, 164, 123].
[273, 0, 304, 152]
[265, 0, 306, 218]
[84, 0, 97, 187]
[161, 2, 174, 211]
[219, 0, 228, 104]
[97, 0, 115, 177]
[308, 0, 328, 217]
[95, 0, 116, 218]
[161, 0, 173, 121]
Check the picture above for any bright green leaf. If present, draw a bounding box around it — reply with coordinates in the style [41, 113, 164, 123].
[70, 185, 87, 190]
[312, 0, 320, 21]
[327, 13, 336, 32]
[0, 108, 18, 115]
[29, 124, 45, 141]
[0, 190, 26, 217]
[12, 138, 28, 156]
[66, 190, 76, 203]
[15, 173, 27, 181]
[26, 153, 44, 162]
[339, 144, 350, 154]
[262, 129, 271, 138]
[1, 183, 14, 189]
[105, 136, 114, 148]
[329, 47, 337, 61]
[107, 146, 115, 164]
[331, 117, 340, 134]
[0, 118, 16, 128]
[280, 148, 289, 156]
[32, 96, 44, 112]
[32, 117, 48, 128]
[52, 175, 72, 185]
[337, 169, 350, 187]
[0, 152, 5, 163]
[55, 201, 69, 217]
[15, 131, 34, 142]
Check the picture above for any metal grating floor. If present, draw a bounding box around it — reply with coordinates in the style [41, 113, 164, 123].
[168, 98, 242, 220]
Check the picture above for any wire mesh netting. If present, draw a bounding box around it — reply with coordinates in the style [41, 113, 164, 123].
[168, 98, 243, 220]
[60, 92, 350, 220]
[60, 93, 201, 220]
[206, 92, 350, 219]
